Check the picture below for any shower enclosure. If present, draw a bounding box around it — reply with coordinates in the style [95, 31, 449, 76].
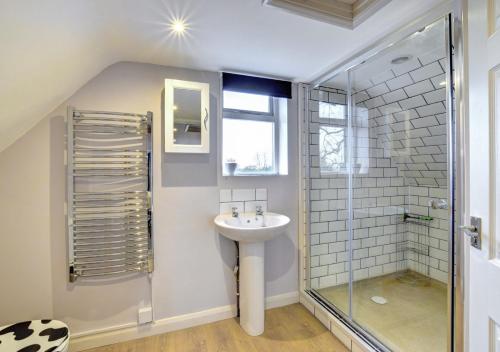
[303, 16, 455, 352]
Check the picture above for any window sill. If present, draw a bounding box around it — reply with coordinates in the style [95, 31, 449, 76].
[222, 172, 284, 177]
[320, 170, 348, 176]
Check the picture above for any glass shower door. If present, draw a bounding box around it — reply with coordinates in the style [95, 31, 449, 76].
[307, 16, 452, 352]
[349, 18, 449, 352]
[308, 71, 350, 317]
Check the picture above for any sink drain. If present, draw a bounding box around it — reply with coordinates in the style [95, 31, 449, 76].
[371, 296, 388, 305]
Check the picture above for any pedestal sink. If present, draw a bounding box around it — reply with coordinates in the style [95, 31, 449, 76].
[214, 212, 290, 336]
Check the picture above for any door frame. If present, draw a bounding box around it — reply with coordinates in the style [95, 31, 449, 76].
[298, 1, 467, 351]
[451, 1, 467, 351]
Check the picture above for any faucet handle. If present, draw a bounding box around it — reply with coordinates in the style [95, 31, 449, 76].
[256, 205, 263, 215]
[231, 207, 239, 217]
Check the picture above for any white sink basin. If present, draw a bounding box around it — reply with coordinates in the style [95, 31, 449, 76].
[214, 211, 290, 337]
[214, 212, 290, 243]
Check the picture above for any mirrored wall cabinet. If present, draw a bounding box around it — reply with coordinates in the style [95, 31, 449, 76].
[164, 79, 210, 153]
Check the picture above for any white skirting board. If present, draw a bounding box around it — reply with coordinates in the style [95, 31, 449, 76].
[70, 291, 299, 351]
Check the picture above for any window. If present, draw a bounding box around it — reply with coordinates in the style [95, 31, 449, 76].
[223, 91, 271, 113]
[318, 98, 370, 175]
[320, 125, 345, 173]
[223, 119, 275, 173]
[319, 101, 348, 174]
[222, 91, 287, 176]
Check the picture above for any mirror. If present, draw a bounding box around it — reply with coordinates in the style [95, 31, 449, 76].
[165, 79, 210, 153]
[173, 88, 202, 145]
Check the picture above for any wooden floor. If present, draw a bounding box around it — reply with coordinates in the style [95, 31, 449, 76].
[83, 304, 348, 352]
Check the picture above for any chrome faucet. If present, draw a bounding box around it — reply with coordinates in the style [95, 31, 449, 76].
[256, 205, 264, 216]
[231, 207, 239, 218]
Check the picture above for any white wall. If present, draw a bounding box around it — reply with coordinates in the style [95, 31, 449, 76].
[0, 119, 54, 323]
[0, 62, 299, 336]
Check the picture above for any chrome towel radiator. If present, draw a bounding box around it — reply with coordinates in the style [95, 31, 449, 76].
[66, 107, 153, 282]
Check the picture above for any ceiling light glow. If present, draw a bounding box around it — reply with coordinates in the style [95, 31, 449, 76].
[171, 19, 186, 34]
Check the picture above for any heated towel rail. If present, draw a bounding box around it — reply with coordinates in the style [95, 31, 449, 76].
[66, 107, 153, 282]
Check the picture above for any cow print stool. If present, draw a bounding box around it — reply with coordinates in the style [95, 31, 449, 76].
[0, 320, 69, 352]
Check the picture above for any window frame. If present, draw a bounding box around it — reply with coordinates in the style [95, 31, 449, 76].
[222, 93, 280, 176]
[223, 91, 274, 116]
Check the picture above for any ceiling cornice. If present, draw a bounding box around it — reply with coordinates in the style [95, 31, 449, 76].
[262, 0, 392, 29]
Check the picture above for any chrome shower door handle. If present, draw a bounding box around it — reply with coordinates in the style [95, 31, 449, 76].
[460, 216, 482, 249]
[204, 108, 208, 131]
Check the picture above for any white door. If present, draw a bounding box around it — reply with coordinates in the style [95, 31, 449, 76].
[466, 0, 500, 350]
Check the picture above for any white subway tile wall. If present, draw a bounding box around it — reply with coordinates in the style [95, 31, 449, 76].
[219, 188, 268, 215]
[306, 53, 449, 289]
[232, 188, 256, 202]
[256, 188, 268, 201]
[219, 201, 244, 215]
[219, 189, 232, 203]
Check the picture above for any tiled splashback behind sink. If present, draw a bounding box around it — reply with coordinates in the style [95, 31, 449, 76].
[219, 188, 268, 215]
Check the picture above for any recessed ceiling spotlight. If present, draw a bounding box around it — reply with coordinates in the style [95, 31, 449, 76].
[171, 19, 187, 34]
[391, 55, 412, 65]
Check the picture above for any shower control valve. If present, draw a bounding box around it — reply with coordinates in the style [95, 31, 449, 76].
[429, 199, 448, 209]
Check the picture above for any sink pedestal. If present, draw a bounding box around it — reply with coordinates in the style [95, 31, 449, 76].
[239, 241, 265, 336]
[214, 212, 290, 336]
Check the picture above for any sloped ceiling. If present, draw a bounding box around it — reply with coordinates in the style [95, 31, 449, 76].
[0, 0, 442, 152]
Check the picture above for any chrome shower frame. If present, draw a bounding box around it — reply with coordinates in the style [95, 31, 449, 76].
[298, 1, 465, 351]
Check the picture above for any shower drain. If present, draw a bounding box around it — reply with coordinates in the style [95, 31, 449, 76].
[371, 296, 388, 305]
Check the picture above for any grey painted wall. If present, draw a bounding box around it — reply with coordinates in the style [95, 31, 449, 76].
[0, 62, 299, 335]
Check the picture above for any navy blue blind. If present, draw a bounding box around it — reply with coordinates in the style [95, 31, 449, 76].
[222, 72, 292, 99]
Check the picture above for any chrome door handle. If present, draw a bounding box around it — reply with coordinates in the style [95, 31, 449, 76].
[459, 225, 477, 233]
[459, 216, 481, 249]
